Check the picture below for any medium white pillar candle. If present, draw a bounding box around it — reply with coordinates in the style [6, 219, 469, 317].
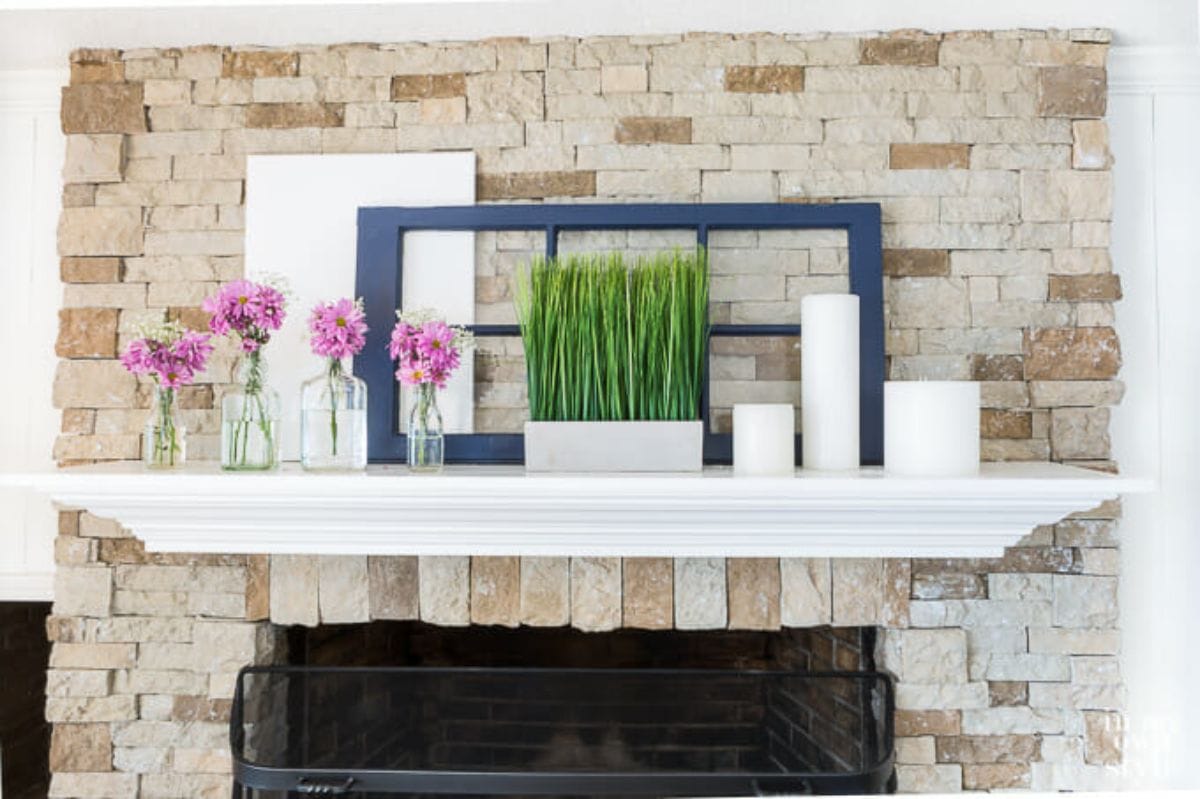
[733, 404, 795, 476]
[800, 294, 860, 470]
[884, 381, 980, 477]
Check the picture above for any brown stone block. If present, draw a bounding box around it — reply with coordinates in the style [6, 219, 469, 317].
[895, 709, 960, 737]
[470, 556, 520, 627]
[172, 696, 232, 723]
[1048, 274, 1122, 301]
[57, 308, 119, 358]
[391, 73, 466, 100]
[98, 538, 146, 565]
[971, 354, 1024, 382]
[477, 171, 596, 200]
[614, 116, 692, 144]
[62, 408, 96, 435]
[727, 558, 781, 630]
[46, 615, 86, 643]
[724, 65, 805, 93]
[245, 554, 270, 621]
[167, 306, 213, 332]
[223, 51, 298, 78]
[881, 558, 911, 627]
[175, 384, 213, 409]
[245, 103, 344, 129]
[755, 353, 800, 380]
[710, 336, 799, 356]
[1037, 66, 1107, 117]
[883, 249, 949, 277]
[1024, 327, 1121, 380]
[860, 37, 940, 66]
[962, 764, 1030, 790]
[936, 734, 1040, 764]
[63, 184, 97, 208]
[50, 723, 112, 772]
[61, 257, 123, 284]
[988, 681, 1029, 707]
[890, 143, 969, 170]
[980, 409, 1032, 440]
[58, 207, 144, 257]
[1085, 710, 1123, 765]
[70, 49, 124, 84]
[61, 83, 146, 134]
[622, 557, 673, 629]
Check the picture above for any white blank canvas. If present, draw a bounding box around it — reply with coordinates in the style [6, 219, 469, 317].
[244, 152, 476, 460]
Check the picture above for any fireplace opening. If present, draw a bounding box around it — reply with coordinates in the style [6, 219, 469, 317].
[231, 623, 894, 797]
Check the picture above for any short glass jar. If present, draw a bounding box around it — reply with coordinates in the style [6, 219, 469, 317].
[221, 351, 281, 471]
[301, 358, 368, 470]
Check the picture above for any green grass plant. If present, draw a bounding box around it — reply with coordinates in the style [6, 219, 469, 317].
[514, 248, 708, 422]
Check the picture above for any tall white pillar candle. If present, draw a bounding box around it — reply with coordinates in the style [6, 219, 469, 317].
[733, 404, 795, 476]
[800, 294, 860, 470]
[884, 381, 980, 477]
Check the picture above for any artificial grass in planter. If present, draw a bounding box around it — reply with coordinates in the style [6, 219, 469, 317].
[514, 248, 709, 423]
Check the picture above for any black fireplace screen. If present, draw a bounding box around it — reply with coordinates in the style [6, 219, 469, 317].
[230, 666, 894, 797]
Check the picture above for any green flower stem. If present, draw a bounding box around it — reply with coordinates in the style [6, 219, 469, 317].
[328, 358, 342, 457]
[151, 387, 178, 467]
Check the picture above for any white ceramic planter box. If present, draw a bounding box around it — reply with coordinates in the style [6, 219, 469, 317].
[524, 421, 704, 472]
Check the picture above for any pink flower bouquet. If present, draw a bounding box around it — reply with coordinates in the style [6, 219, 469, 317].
[120, 321, 214, 468]
[388, 309, 474, 471]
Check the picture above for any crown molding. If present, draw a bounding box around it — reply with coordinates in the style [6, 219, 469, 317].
[1110, 46, 1200, 94]
[0, 68, 65, 112]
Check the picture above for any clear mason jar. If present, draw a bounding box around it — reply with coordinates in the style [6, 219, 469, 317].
[301, 358, 368, 471]
[221, 351, 281, 471]
[407, 382, 444, 473]
[144, 385, 186, 469]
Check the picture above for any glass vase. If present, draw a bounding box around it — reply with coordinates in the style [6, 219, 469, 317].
[301, 358, 368, 471]
[144, 385, 186, 469]
[407, 383, 444, 473]
[221, 351, 281, 471]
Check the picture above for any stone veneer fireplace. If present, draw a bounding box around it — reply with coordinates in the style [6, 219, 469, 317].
[47, 27, 1122, 797]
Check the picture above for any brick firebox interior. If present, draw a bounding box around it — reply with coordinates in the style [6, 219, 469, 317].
[47, 29, 1121, 796]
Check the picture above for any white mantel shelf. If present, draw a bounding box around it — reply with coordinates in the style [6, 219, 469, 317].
[4, 462, 1150, 559]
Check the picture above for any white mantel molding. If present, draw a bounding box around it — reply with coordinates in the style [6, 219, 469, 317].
[2, 462, 1150, 559]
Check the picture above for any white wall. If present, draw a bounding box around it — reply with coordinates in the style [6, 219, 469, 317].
[0, 69, 65, 601]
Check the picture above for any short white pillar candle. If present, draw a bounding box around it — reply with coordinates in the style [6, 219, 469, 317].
[733, 404, 795, 476]
[800, 294, 860, 470]
[884, 381, 980, 477]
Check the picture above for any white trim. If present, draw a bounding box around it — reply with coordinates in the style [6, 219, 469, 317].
[4, 462, 1151, 559]
[1110, 46, 1200, 94]
[0, 68, 65, 111]
[0, 572, 54, 602]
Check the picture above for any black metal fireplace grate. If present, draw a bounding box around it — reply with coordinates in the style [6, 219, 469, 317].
[230, 666, 894, 797]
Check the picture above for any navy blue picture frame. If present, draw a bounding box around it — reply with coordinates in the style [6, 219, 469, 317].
[355, 202, 884, 465]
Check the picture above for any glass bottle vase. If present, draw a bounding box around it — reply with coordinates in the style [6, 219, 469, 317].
[407, 383, 444, 473]
[301, 358, 368, 471]
[221, 351, 281, 471]
[144, 385, 186, 469]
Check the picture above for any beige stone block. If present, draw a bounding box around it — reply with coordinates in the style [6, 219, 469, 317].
[192, 621, 259, 672]
[63, 134, 125, 183]
[1053, 575, 1118, 628]
[253, 76, 319, 103]
[897, 682, 991, 711]
[961, 706, 1066, 735]
[602, 64, 648, 93]
[50, 642, 136, 670]
[896, 735, 937, 765]
[52, 360, 136, 410]
[1051, 407, 1111, 460]
[470, 556, 520, 627]
[269, 554, 319, 626]
[520, 556, 569, 626]
[701, 170, 776, 202]
[673, 557, 726, 630]
[900, 629, 969, 683]
[1021, 170, 1111, 222]
[420, 96, 466, 124]
[1073, 120, 1111, 170]
[368, 556, 418, 620]
[49, 772, 138, 798]
[46, 669, 112, 698]
[782, 556, 830, 623]
[467, 71, 544, 122]
[831, 558, 886, 625]
[1084, 710, 1123, 765]
[46, 694, 136, 723]
[726, 558, 780, 630]
[571, 557, 622, 631]
[53, 567, 112, 617]
[419, 556, 470, 626]
[888, 277, 969, 329]
[317, 555, 370, 623]
[895, 764, 962, 793]
[58, 207, 144, 256]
